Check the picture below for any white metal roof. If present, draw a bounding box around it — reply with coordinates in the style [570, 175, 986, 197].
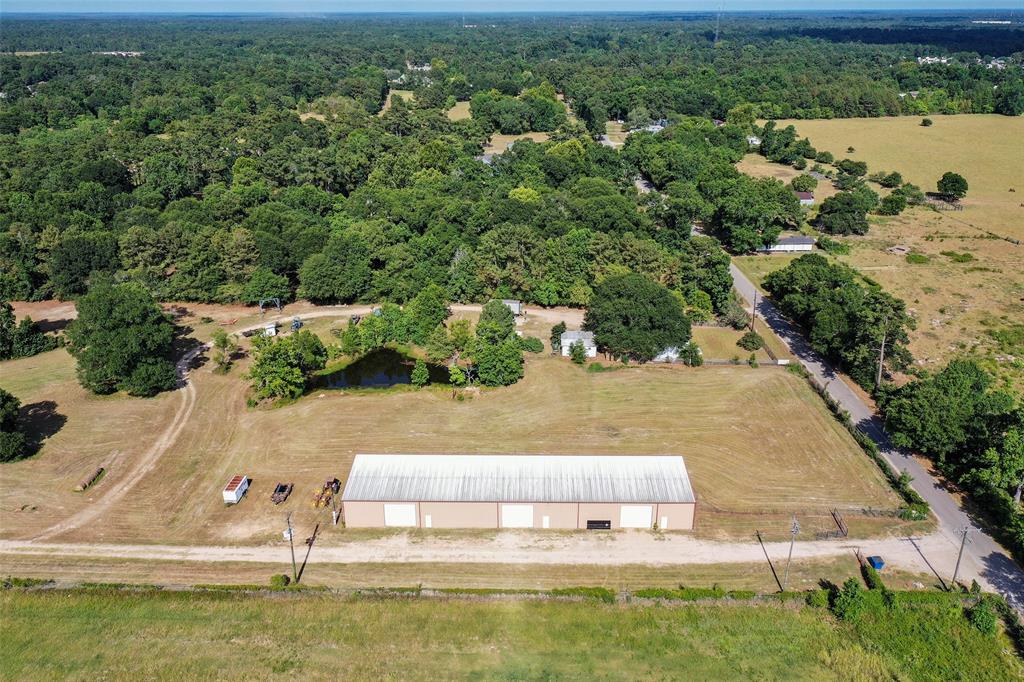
[560, 330, 595, 344]
[342, 454, 695, 504]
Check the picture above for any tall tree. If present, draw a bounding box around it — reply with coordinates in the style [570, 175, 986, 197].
[65, 277, 177, 397]
[584, 273, 691, 363]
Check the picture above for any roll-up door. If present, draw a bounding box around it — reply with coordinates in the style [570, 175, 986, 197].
[384, 503, 417, 527]
[619, 505, 653, 528]
[501, 504, 534, 528]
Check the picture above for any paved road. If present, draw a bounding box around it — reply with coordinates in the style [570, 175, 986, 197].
[730, 262, 1024, 611]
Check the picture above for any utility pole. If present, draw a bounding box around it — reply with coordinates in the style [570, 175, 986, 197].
[782, 515, 800, 591]
[875, 312, 891, 390]
[951, 526, 971, 591]
[285, 512, 297, 583]
[750, 289, 758, 333]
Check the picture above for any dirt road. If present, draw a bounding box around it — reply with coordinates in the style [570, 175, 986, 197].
[33, 344, 207, 541]
[0, 530, 960, 576]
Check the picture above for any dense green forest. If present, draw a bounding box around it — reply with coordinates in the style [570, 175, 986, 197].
[1, 14, 1021, 308]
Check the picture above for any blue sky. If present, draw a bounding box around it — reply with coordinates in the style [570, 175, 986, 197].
[3, 1, 1022, 13]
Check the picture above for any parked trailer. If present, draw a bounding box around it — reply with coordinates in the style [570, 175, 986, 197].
[223, 475, 249, 504]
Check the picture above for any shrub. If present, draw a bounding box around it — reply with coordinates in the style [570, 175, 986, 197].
[677, 340, 704, 367]
[519, 336, 544, 353]
[748, 353, 759, 368]
[806, 589, 830, 608]
[569, 340, 587, 365]
[940, 250, 974, 263]
[549, 321, 566, 353]
[921, 118, 933, 127]
[410, 359, 429, 387]
[905, 253, 929, 265]
[550, 586, 615, 603]
[966, 599, 998, 636]
[861, 564, 886, 591]
[831, 578, 867, 621]
[269, 574, 291, 589]
[737, 331, 764, 351]
[817, 236, 850, 255]
[878, 192, 907, 216]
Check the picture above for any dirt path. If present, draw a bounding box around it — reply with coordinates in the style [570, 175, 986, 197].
[33, 345, 207, 541]
[0, 531, 961, 576]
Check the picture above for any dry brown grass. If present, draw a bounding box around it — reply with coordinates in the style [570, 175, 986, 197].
[483, 132, 550, 155]
[1, 335, 898, 547]
[736, 116, 1024, 386]
[379, 89, 415, 115]
[736, 153, 839, 203]
[446, 100, 471, 121]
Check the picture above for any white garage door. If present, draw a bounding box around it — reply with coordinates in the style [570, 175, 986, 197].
[383, 503, 417, 527]
[620, 505, 653, 529]
[501, 504, 534, 528]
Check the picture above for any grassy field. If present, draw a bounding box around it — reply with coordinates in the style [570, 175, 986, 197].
[692, 324, 793, 362]
[739, 115, 1024, 389]
[2, 588, 1019, 680]
[0, 317, 900, 546]
[379, 89, 415, 115]
[603, 121, 628, 147]
[737, 153, 839, 204]
[482, 131, 550, 155]
[446, 100, 471, 120]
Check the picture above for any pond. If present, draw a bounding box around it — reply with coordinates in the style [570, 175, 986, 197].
[312, 348, 450, 389]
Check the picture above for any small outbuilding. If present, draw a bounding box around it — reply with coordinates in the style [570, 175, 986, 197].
[560, 330, 597, 358]
[653, 346, 680, 363]
[795, 191, 815, 206]
[746, 135, 761, 147]
[222, 475, 249, 504]
[759, 235, 816, 253]
[342, 454, 696, 530]
[501, 299, 525, 317]
[263, 322, 278, 337]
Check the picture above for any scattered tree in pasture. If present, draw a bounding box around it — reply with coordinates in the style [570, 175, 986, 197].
[937, 172, 968, 200]
[65, 277, 177, 397]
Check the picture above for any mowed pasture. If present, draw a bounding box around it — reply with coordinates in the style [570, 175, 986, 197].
[740, 115, 1024, 382]
[379, 88, 415, 115]
[3, 589, 1020, 681]
[0, 319, 899, 546]
[736, 153, 839, 204]
[482, 131, 550, 155]
[446, 100, 471, 121]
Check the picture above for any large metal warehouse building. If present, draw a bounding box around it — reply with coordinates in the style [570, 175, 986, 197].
[342, 454, 696, 530]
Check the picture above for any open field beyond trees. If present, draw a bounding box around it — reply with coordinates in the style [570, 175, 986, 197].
[2, 588, 1020, 681]
[739, 115, 1024, 389]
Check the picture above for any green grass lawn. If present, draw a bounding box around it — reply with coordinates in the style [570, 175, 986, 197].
[2, 588, 1019, 680]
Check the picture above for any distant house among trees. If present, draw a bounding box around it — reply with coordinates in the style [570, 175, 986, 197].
[560, 330, 597, 358]
[795, 191, 815, 206]
[759, 235, 816, 253]
[746, 135, 761, 147]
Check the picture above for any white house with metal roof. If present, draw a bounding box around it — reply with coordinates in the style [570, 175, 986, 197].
[560, 330, 597, 358]
[342, 454, 696, 530]
[759, 235, 816, 253]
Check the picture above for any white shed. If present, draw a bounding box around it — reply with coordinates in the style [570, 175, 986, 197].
[560, 330, 597, 358]
[263, 322, 278, 337]
[502, 299, 524, 317]
[222, 475, 249, 504]
[746, 135, 761, 147]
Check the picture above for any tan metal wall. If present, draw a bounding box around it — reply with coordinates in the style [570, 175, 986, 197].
[420, 502, 497, 528]
[343, 500, 390, 527]
[343, 500, 696, 530]
[655, 503, 695, 531]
